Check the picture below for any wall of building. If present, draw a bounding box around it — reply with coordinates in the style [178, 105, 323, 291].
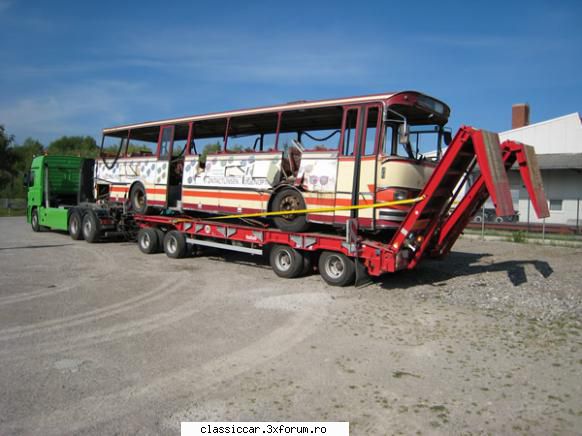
[509, 170, 582, 225]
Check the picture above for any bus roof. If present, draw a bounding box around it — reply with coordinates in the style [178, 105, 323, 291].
[102, 91, 449, 136]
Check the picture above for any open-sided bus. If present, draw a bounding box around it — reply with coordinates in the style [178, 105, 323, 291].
[96, 91, 451, 232]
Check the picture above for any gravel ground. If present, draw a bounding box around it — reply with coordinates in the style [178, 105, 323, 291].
[0, 216, 581, 435]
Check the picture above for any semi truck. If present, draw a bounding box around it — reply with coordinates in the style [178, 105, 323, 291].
[24, 126, 550, 286]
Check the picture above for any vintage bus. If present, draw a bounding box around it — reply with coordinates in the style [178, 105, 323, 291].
[96, 91, 451, 232]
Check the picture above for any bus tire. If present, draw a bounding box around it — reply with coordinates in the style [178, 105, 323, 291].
[130, 183, 151, 215]
[137, 227, 160, 254]
[272, 189, 310, 233]
[269, 244, 305, 278]
[163, 230, 188, 259]
[318, 251, 356, 287]
[68, 211, 84, 240]
[31, 208, 41, 232]
[82, 210, 101, 243]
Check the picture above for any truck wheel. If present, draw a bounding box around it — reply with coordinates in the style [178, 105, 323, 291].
[137, 227, 161, 254]
[82, 210, 101, 243]
[31, 209, 41, 232]
[163, 230, 188, 259]
[68, 211, 84, 240]
[130, 183, 151, 215]
[318, 251, 356, 287]
[272, 189, 310, 233]
[269, 244, 305, 278]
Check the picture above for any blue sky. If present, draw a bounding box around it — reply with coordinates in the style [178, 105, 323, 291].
[1, 0, 581, 145]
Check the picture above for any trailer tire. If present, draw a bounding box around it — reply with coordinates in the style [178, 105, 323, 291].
[68, 211, 84, 240]
[271, 189, 310, 233]
[154, 228, 165, 252]
[137, 227, 161, 254]
[31, 208, 41, 232]
[269, 244, 305, 278]
[129, 183, 152, 215]
[318, 251, 356, 287]
[163, 230, 188, 259]
[82, 210, 101, 243]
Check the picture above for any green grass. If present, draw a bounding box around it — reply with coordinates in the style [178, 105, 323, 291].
[464, 228, 582, 242]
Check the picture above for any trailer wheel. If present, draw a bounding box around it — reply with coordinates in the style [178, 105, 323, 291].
[269, 244, 305, 278]
[272, 189, 310, 232]
[68, 211, 84, 240]
[163, 230, 188, 259]
[31, 209, 41, 232]
[82, 210, 101, 243]
[137, 227, 161, 254]
[129, 183, 151, 215]
[495, 216, 504, 224]
[318, 251, 356, 287]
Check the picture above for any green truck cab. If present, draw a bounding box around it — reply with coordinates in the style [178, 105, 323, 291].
[25, 155, 94, 232]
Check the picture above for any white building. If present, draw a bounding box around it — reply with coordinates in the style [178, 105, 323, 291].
[499, 111, 582, 226]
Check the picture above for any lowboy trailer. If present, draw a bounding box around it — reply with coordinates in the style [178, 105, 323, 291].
[26, 126, 549, 286]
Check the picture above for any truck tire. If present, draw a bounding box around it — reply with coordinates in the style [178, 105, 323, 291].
[137, 227, 161, 254]
[318, 251, 356, 287]
[130, 183, 152, 215]
[31, 209, 41, 232]
[269, 244, 305, 278]
[163, 230, 189, 259]
[82, 210, 101, 243]
[68, 211, 84, 240]
[272, 189, 310, 233]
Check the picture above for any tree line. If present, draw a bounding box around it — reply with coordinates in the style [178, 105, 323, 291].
[0, 125, 99, 199]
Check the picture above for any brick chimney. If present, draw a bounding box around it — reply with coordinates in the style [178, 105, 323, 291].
[512, 103, 530, 129]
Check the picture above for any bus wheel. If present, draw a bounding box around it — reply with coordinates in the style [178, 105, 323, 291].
[31, 209, 41, 232]
[318, 251, 356, 287]
[163, 230, 188, 259]
[269, 244, 305, 278]
[68, 211, 84, 240]
[82, 210, 101, 243]
[130, 183, 151, 215]
[272, 189, 310, 232]
[137, 227, 161, 254]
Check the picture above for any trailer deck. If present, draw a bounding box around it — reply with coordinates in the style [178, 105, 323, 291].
[127, 127, 549, 286]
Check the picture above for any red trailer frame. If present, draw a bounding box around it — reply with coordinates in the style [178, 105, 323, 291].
[132, 126, 549, 286]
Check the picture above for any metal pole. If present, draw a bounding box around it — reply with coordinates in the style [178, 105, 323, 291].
[577, 198, 580, 234]
[527, 199, 531, 235]
[481, 206, 485, 241]
[542, 218, 546, 244]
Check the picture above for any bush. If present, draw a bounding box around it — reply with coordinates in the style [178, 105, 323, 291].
[511, 230, 526, 243]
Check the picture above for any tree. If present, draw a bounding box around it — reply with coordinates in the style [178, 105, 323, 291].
[0, 125, 17, 190]
[47, 135, 99, 157]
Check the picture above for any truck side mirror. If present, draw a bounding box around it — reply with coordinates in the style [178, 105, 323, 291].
[23, 171, 30, 187]
[443, 131, 452, 146]
[398, 124, 410, 145]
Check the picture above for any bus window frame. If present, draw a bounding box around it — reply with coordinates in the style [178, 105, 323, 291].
[361, 104, 382, 156]
[340, 106, 361, 157]
[157, 125, 175, 159]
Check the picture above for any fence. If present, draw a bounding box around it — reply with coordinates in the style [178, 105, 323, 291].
[0, 198, 27, 216]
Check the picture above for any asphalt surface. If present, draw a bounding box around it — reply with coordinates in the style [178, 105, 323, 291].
[0, 216, 581, 435]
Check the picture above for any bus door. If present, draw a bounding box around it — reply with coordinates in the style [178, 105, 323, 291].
[359, 105, 381, 229]
[334, 106, 361, 226]
[335, 105, 381, 228]
[155, 125, 174, 207]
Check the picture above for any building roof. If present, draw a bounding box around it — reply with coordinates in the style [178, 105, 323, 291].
[499, 112, 582, 155]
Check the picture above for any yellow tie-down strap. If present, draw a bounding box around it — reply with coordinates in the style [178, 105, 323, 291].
[170, 195, 425, 222]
